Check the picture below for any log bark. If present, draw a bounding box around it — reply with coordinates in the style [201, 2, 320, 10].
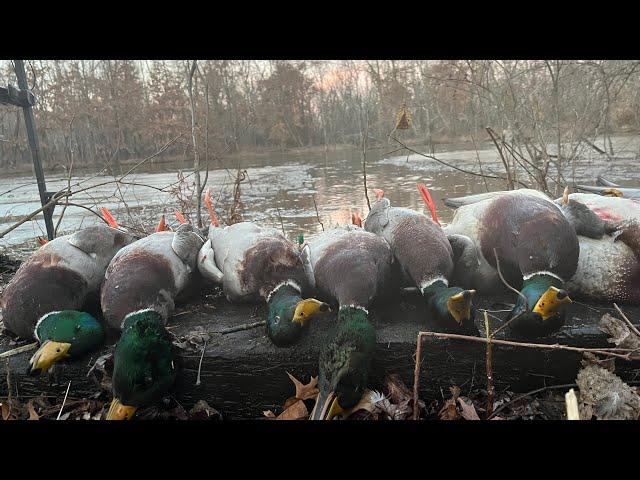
[2, 289, 639, 419]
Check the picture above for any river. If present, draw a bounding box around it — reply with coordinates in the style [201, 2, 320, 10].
[1, 134, 639, 259]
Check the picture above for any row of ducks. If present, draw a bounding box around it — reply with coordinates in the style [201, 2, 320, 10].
[0, 177, 638, 420]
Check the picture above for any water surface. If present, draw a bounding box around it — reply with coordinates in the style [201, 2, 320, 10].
[1, 135, 639, 259]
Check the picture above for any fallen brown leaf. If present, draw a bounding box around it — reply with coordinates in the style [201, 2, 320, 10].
[27, 401, 39, 421]
[385, 374, 412, 405]
[276, 399, 308, 420]
[457, 397, 480, 420]
[286, 372, 319, 401]
[1, 402, 11, 421]
[283, 396, 299, 410]
[189, 400, 221, 420]
[438, 399, 460, 420]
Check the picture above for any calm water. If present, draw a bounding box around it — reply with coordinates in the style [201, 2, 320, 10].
[1, 135, 639, 259]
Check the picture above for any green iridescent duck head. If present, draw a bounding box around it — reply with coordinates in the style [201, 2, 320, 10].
[266, 282, 330, 347]
[106, 309, 176, 420]
[311, 306, 376, 420]
[507, 273, 572, 337]
[29, 310, 105, 375]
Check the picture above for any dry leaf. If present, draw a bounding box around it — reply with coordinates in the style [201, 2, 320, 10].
[385, 374, 412, 405]
[576, 364, 640, 420]
[286, 372, 319, 401]
[438, 386, 464, 420]
[276, 399, 308, 420]
[189, 400, 221, 420]
[581, 351, 616, 372]
[599, 313, 640, 360]
[263, 410, 276, 418]
[27, 401, 39, 421]
[438, 399, 460, 420]
[1, 402, 11, 421]
[457, 397, 480, 420]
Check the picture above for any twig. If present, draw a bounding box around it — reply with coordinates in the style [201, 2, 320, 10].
[488, 311, 523, 339]
[0, 342, 38, 358]
[413, 329, 638, 419]
[391, 136, 529, 188]
[493, 248, 528, 309]
[487, 383, 578, 419]
[275, 205, 286, 236]
[362, 115, 371, 211]
[613, 303, 640, 338]
[0, 134, 185, 240]
[416, 330, 635, 360]
[56, 381, 71, 420]
[413, 332, 424, 420]
[5, 359, 12, 400]
[195, 340, 207, 387]
[484, 311, 494, 417]
[217, 321, 266, 335]
[312, 195, 325, 231]
[470, 134, 490, 193]
[486, 127, 514, 189]
[0, 191, 69, 239]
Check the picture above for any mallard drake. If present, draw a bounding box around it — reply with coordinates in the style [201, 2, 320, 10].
[442, 189, 578, 337]
[364, 186, 478, 335]
[307, 225, 394, 419]
[106, 309, 176, 420]
[197, 192, 328, 347]
[100, 223, 204, 330]
[0, 224, 135, 372]
[28, 310, 105, 375]
[445, 188, 640, 305]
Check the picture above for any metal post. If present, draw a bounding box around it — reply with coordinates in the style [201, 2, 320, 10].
[14, 59, 55, 240]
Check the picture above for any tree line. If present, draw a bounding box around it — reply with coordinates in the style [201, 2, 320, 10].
[1, 60, 639, 181]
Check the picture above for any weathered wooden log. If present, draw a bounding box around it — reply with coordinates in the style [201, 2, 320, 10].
[2, 287, 639, 419]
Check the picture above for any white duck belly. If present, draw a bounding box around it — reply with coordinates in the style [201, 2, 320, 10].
[565, 236, 638, 303]
[201, 222, 313, 303]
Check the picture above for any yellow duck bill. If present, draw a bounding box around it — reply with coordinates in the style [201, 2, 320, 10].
[293, 299, 331, 326]
[533, 286, 572, 320]
[447, 290, 476, 324]
[28, 340, 72, 375]
[310, 390, 344, 420]
[106, 398, 138, 420]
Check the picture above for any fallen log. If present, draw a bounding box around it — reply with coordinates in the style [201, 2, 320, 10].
[1, 287, 639, 419]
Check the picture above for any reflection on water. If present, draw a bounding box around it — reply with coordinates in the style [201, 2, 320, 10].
[1, 135, 639, 258]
